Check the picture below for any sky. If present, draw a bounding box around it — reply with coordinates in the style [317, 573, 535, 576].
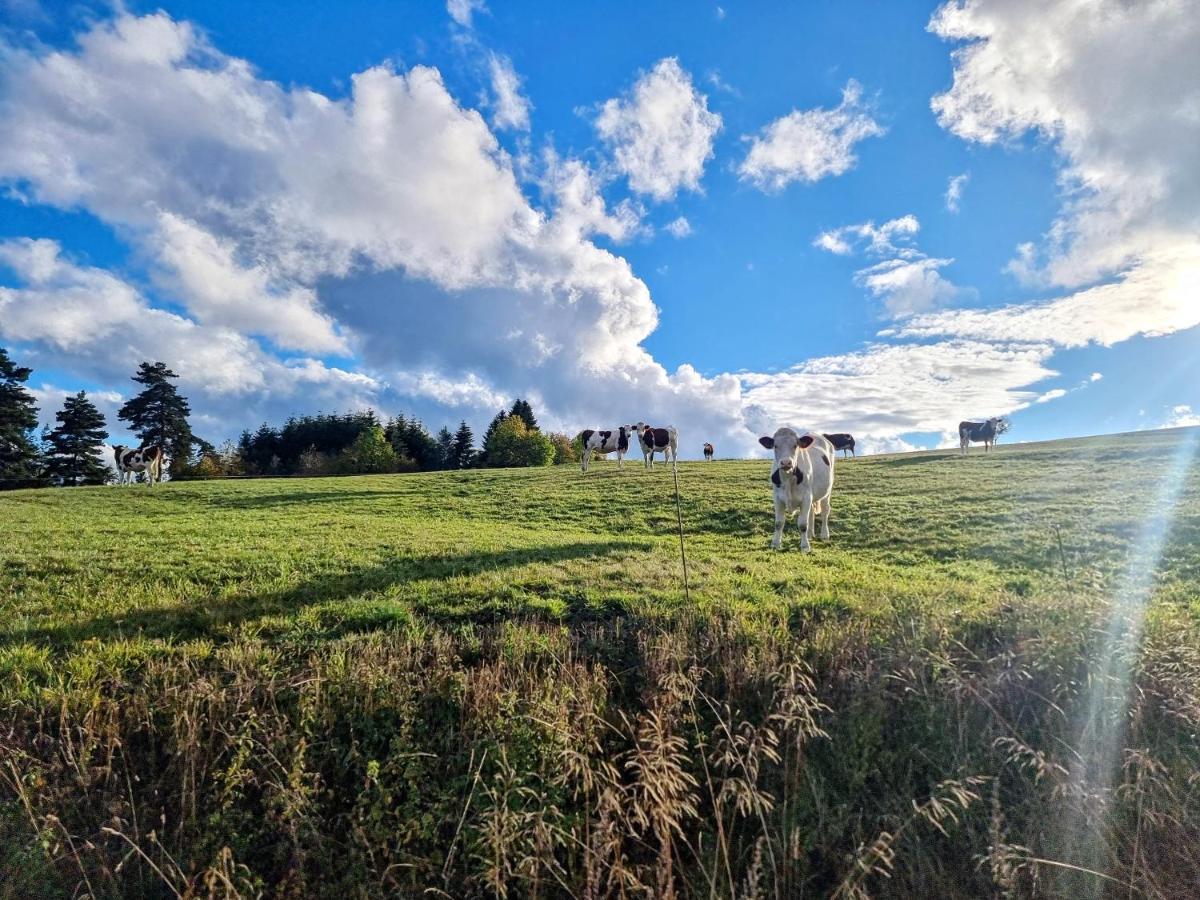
[0, 0, 1197, 458]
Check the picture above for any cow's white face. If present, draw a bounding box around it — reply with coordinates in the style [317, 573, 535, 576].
[759, 427, 814, 474]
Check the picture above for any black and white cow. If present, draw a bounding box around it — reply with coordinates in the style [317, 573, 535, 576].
[822, 433, 856, 458]
[759, 428, 835, 552]
[113, 444, 165, 486]
[579, 426, 634, 472]
[634, 423, 678, 468]
[702, 442, 714, 461]
[958, 418, 1001, 454]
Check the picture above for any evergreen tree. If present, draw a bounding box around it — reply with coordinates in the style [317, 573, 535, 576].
[480, 409, 508, 466]
[44, 391, 109, 485]
[435, 426, 455, 470]
[0, 347, 41, 489]
[402, 418, 440, 470]
[451, 420, 475, 469]
[117, 362, 197, 474]
[509, 398, 539, 431]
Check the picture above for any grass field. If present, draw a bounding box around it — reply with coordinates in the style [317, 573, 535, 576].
[2, 429, 1199, 897]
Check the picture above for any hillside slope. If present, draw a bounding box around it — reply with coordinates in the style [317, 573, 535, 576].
[2, 427, 1198, 897]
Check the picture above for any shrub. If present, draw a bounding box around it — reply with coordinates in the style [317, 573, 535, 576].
[483, 416, 554, 468]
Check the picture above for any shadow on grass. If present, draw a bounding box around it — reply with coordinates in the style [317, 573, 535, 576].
[2, 540, 651, 649]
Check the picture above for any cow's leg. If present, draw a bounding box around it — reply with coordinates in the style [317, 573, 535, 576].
[581, 448, 591, 472]
[819, 495, 831, 540]
[771, 498, 786, 550]
[798, 495, 813, 553]
[617, 449, 623, 469]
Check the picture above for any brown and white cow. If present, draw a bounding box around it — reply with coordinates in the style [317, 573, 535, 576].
[579, 426, 635, 472]
[958, 418, 1001, 454]
[702, 442, 714, 461]
[759, 428, 835, 552]
[113, 444, 165, 486]
[634, 423, 678, 468]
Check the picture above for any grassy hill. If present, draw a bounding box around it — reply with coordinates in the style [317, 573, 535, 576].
[2, 428, 1199, 897]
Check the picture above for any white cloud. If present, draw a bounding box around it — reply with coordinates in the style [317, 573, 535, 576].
[815, 215, 965, 317]
[1090, 372, 1102, 382]
[447, 0, 486, 28]
[739, 80, 884, 191]
[945, 172, 968, 213]
[930, 0, 1200, 289]
[741, 340, 1056, 445]
[487, 53, 530, 131]
[1035, 388, 1067, 404]
[665, 216, 692, 238]
[715, 6, 726, 21]
[595, 57, 722, 201]
[1163, 405, 1200, 428]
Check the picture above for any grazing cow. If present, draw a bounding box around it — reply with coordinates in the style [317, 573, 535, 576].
[959, 418, 1002, 454]
[634, 423, 678, 468]
[759, 428, 835, 552]
[823, 433, 856, 458]
[113, 444, 165, 486]
[703, 442, 714, 461]
[579, 426, 635, 472]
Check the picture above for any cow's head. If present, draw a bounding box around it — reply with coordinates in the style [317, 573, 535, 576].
[759, 427, 814, 474]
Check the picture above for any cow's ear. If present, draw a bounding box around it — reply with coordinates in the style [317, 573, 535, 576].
[798, 435, 814, 449]
[758, 436, 774, 449]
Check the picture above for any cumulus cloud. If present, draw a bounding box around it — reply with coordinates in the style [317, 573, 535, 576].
[930, 0, 1200, 289]
[815, 215, 920, 258]
[945, 172, 968, 212]
[1090, 372, 1103, 382]
[595, 57, 722, 201]
[487, 53, 530, 131]
[739, 80, 884, 191]
[1163, 405, 1200, 428]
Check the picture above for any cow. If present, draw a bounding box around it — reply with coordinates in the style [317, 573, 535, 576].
[759, 428, 835, 552]
[703, 442, 714, 461]
[823, 433, 856, 458]
[579, 426, 635, 472]
[634, 423, 678, 468]
[113, 444, 165, 486]
[959, 418, 1002, 454]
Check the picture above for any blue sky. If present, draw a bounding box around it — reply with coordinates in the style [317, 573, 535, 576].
[1, 0, 1197, 456]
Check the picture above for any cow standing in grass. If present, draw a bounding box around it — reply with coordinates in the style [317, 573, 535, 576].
[579, 426, 634, 472]
[823, 433, 855, 458]
[959, 418, 1002, 454]
[113, 444, 165, 486]
[703, 442, 714, 461]
[634, 423, 678, 468]
[759, 428, 835, 552]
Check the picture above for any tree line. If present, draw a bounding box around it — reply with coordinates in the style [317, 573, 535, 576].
[0, 346, 579, 489]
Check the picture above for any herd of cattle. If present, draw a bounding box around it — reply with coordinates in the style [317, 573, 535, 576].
[577, 417, 1006, 551]
[110, 418, 1007, 551]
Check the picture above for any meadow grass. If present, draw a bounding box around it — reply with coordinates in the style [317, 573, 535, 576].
[1, 429, 1198, 897]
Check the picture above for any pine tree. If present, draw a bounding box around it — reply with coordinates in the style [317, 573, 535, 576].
[117, 362, 197, 474]
[452, 420, 475, 469]
[509, 399, 539, 431]
[45, 391, 109, 485]
[435, 427, 455, 470]
[0, 347, 41, 489]
[480, 409, 508, 466]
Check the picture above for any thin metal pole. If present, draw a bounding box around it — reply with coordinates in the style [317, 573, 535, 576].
[672, 458, 691, 603]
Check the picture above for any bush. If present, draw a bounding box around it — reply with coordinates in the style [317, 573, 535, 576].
[337, 425, 397, 474]
[484, 417, 555, 468]
[548, 431, 577, 465]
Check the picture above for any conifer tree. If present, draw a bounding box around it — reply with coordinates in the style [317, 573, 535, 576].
[117, 362, 197, 474]
[436, 426, 455, 470]
[0, 347, 41, 489]
[452, 420, 475, 469]
[509, 398, 539, 431]
[45, 391, 109, 485]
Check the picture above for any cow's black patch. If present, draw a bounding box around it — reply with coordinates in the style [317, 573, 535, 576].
[771, 469, 781, 487]
[618, 427, 629, 452]
[821, 454, 829, 466]
[795, 469, 804, 484]
[758, 436, 774, 449]
[800, 524, 807, 533]
[581, 429, 595, 447]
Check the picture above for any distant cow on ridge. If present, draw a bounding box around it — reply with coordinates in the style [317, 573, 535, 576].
[113, 445, 165, 486]
[823, 433, 856, 458]
[959, 418, 1002, 454]
[580, 426, 634, 472]
[703, 442, 714, 461]
[634, 423, 678, 468]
